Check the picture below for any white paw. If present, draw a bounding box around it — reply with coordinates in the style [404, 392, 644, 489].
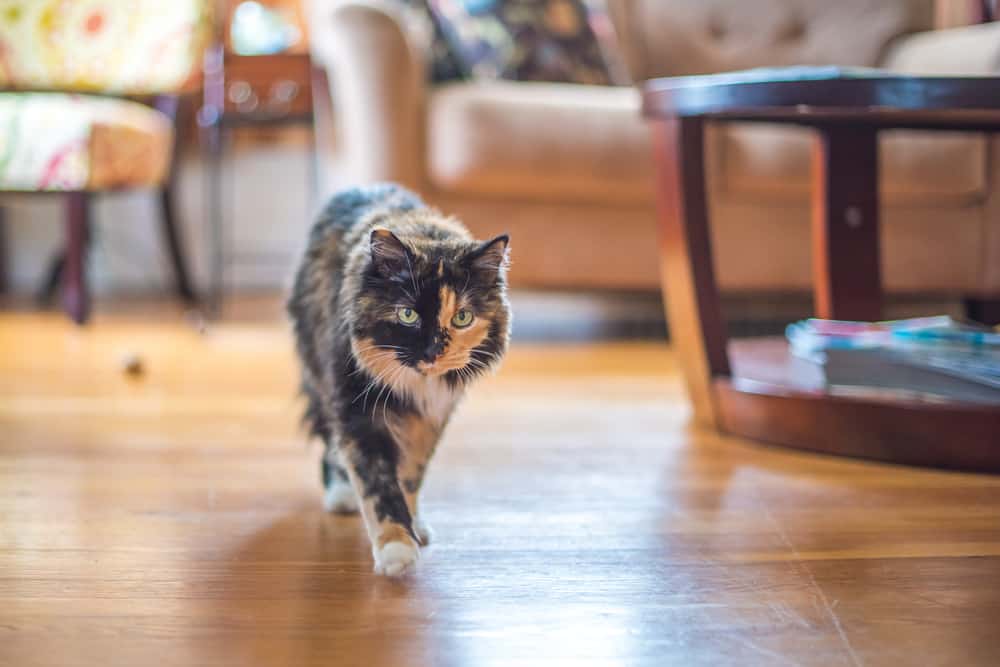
[373, 540, 419, 577]
[322, 481, 359, 514]
[414, 517, 433, 546]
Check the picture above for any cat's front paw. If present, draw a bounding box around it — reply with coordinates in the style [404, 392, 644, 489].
[413, 517, 433, 546]
[373, 539, 419, 577]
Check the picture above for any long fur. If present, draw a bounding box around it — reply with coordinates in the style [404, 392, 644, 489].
[287, 183, 510, 574]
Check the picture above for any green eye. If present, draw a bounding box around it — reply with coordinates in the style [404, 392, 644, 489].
[397, 307, 420, 325]
[451, 309, 474, 328]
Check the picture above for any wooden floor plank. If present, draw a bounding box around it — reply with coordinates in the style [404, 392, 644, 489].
[2, 312, 1000, 666]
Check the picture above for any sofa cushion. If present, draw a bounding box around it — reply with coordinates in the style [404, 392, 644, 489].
[0, 93, 172, 191]
[427, 80, 654, 203]
[606, 0, 934, 81]
[427, 80, 987, 207]
[717, 124, 988, 205]
[426, 0, 625, 85]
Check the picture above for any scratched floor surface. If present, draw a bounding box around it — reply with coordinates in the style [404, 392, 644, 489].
[2, 310, 1000, 666]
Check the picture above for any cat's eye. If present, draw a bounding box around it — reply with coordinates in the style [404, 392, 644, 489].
[451, 309, 474, 328]
[397, 307, 420, 325]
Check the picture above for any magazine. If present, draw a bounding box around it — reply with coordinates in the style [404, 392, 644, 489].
[786, 316, 1000, 404]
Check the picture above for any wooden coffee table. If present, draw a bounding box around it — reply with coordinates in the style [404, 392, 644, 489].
[641, 67, 1000, 472]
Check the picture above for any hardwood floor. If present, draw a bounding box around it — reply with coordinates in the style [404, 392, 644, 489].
[2, 310, 1000, 666]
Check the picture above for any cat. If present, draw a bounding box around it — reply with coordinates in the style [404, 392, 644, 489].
[287, 184, 511, 576]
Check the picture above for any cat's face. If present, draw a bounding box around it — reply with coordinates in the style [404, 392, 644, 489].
[351, 229, 510, 387]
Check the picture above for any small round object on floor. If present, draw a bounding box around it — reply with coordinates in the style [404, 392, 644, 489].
[120, 353, 145, 378]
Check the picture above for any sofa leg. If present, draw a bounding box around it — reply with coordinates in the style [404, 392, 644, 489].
[62, 193, 91, 325]
[160, 185, 197, 304]
[963, 297, 1000, 326]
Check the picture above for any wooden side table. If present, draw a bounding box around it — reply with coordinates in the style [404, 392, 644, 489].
[198, 46, 326, 315]
[641, 68, 1000, 472]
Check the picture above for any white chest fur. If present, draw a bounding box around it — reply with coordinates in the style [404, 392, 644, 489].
[392, 368, 461, 426]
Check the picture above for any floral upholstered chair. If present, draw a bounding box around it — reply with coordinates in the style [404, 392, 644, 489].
[0, 0, 211, 323]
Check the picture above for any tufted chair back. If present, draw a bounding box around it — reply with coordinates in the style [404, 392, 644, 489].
[605, 0, 937, 80]
[0, 0, 211, 94]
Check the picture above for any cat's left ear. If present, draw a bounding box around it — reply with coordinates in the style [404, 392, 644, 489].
[370, 228, 413, 278]
[468, 234, 510, 281]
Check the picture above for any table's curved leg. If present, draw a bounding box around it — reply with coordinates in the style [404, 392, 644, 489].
[811, 125, 882, 321]
[652, 118, 730, 426]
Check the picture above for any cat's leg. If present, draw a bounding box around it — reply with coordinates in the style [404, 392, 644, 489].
[340, 434, 420, 576]
[391, 415, 442, 546]
[321, 449, 359, 514]
[304, 386, 359, 513]
[401, 461, 433, 545]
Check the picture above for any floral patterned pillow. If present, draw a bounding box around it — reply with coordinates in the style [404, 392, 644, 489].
[399, 0, 467, 83]
[425, 0, 627, 85]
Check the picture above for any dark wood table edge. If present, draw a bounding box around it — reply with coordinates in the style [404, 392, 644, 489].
[642, 72, 1000, 473]
[641, 70, 1000, 121]
[715, 378, 1000, 473]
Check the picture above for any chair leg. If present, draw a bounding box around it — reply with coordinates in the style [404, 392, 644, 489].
[0, 205, 7, 295]
[963, 297, 1000, 326]
[62, 193, 91, 325]
[36, 252, 65, 305]
[160, 184, 197, 304]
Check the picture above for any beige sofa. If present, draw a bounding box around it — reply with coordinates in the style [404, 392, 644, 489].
[309, 0, 1000, 300]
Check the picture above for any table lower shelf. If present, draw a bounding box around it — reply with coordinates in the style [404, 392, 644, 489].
[719, 338, 1000, 472]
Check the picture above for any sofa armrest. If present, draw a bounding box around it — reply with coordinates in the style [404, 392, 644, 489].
[309, 0, 429, 190]
[882, 22, 1000, 293]
[881, 22, 1000, 74]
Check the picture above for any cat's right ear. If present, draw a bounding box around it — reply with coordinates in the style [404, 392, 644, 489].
[370, 228, 413, 278]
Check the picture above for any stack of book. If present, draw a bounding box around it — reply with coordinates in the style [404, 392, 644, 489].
[787, 316, 1000, 404]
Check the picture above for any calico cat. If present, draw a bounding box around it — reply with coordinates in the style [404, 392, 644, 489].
[287, 184, 511, 576]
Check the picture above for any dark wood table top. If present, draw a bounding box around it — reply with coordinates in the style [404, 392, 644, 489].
[641, 66, 1000, 130]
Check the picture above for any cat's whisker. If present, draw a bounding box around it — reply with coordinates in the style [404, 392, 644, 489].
[376, 362, 407, 420]
[355, 350, 399, 362]
[465, 356, 491, 371]
[349, 349, 400, 370]
[382, 364, 408, 423]
[378, 365, 400, 415]
[357, 375, 384, 411]
[370, 365, 399, 419]
[474, 355, 499, 364]
[470, 348, 501, 363]
[353, 344, 404, 354]
[348, 351, 399, 378]
[353, 360, 399, 407]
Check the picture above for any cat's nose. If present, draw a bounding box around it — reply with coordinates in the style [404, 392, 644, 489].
[424, 337, 446, 361]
